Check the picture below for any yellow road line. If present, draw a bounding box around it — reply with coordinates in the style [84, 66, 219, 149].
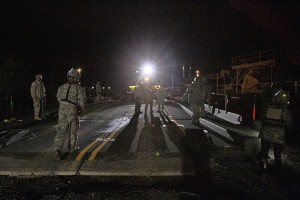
[75, 107, 131, 161]
[88, 131, 118, 161]
[75, 138, 101, 161]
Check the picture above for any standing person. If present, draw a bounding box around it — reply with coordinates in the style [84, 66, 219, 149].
[96, 81, 102, 103]
[54, 68, 85, 157]
[200, 77, 210, 117]
[30, 74, 46, 120]
[143, 84, 154, 114]
[259, 89, 293, 173]
[156, 83, 167, 113]
[134, 82, 144, 115]
[183, 76, 202, 125]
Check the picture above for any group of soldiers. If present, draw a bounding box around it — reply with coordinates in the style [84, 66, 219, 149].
[133, 75, 210, 123]
[182, 75, 293, 174]
[182, 75, 294, 174]
[133, 82, 168, 116]
[31, 69, 294, 168]
[30, 68, 85, 158]
[180, 74, 294, 174]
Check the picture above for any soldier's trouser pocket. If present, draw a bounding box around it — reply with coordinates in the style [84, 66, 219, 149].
[260, 125, 286, 145]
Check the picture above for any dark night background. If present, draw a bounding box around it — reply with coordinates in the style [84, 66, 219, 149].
[0, 0, 300, 115]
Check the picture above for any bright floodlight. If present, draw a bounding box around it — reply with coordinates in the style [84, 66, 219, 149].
[142, 63, 154, 75]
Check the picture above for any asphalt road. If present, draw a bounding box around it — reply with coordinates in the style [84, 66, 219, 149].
[0, 101, 215, 177]
[1, 101, 300, 199]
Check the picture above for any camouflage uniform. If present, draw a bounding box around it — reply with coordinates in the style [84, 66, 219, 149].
[183, 79, 202, 124]
[143, 85, 154, 114]
[156, 85, 167, 112]
[96, 81, 102, 103]
[200, 77, 210, 117]
[30, 74, 46, 120]
[54, 68, 85, 153]
[134, 83, 144, 115]
[260, 89, 293, 167]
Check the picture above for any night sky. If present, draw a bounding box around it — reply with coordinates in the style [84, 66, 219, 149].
[1, 0, 300, 90]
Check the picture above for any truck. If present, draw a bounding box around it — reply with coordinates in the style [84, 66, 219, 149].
[204, 49, 299, 130]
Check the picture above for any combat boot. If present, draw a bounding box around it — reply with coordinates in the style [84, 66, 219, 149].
[55, 148, 61, 156]
[53, 147, 62, 160]
[35, 117, 42, 121]
[69, 145, 80, 153]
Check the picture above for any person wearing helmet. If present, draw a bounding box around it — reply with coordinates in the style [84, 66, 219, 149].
[30, 74, 46, 120]
[96, 81, 102, 103]
[143, 82, 154, 114]
[54, 68, 85, 158]
[259, 88, 293, 174]
[156, 83, 167, 113]
[143, 83, 154, 115]
[182, 76, 203, 124]
[134, 82, 144, 115]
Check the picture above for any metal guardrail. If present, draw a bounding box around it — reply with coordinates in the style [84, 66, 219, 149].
[231, 49, 275, 67]
[209, 80, 300, 95]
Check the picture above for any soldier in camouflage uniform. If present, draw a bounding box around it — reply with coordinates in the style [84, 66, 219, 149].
[30, 74, 46, 120]
[200, 77, 210, 117]
[183, 76, 203, 124]
[134, 82, 144, 115]
[96, 81, 102, 103]
[143, 84, 154, 114]
[156, 83, 167, 113]
[259, 89, 293, 172]
[54, 68, 85, 157]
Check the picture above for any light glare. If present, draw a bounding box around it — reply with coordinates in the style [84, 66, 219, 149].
[143, 63, 154, 75]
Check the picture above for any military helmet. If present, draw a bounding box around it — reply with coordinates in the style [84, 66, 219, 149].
[35, 74, 42, 81]
[67, 68, 81, 79]
[273, 89, 290, 106]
